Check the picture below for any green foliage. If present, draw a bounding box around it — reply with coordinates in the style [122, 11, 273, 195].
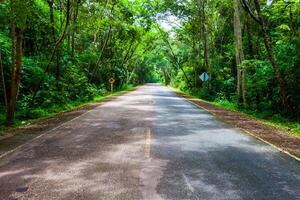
[159, 0, 300, 120]
[0, 0, 299, 126]
[0, 0, 160, 125]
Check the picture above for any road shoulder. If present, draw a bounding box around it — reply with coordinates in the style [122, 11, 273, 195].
[171, 88, 300, 161]
[0, 87, 138, 158]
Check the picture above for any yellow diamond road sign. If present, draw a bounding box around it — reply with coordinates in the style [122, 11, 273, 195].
[109, 78, 115, 84]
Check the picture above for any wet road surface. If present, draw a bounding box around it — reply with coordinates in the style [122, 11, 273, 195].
[0, 84, 300, 199]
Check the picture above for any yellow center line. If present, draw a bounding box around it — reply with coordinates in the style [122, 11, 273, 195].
[145, 128, 152, 159]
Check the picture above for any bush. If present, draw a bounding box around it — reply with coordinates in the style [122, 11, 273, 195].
[18, 107, 47, 119]
[28, 108, 47, 119]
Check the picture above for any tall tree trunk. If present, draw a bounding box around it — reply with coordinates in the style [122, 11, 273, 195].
[192, 37, 197, 88]
[47, 0, 55, 40]
[162, 64, 171, 86]
[252, 0, 291, 113]
[71, 0, 80, 57]
[6, 27, 23, 125]
[67, 33, 71, 52]
[71, 32, 75, 56]
[241, 0, 292, 112]
[67, 0, 71, 53]
[245, 18, 254, 58]
[290, 7, 299, 90]
[45, 0, 71, 74]
[165, 37, 193, 88]
[199, 0, 210, 88]
[201, 0, 209, 72]
[233, 0, 246, 106]
[9, 0, 15, 96]
[47, 0, 61, 80]
[89, 2, 115, 82]
[0, 50, 7, 108]
[56, 47, 61, 80]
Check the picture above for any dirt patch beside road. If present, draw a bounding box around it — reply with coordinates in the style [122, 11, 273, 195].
[175, 92, 300, 160]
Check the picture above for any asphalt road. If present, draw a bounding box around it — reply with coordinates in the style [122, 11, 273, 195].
[0, 84, 300, 200]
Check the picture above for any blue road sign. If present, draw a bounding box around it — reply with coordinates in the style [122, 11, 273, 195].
[199, 72, 209, 81]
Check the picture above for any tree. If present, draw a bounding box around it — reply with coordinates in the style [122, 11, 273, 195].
[0, 0, 299, 126]
[6, 0, 26, 124]
[199, 0, 210, 76]
[6, 27, 23, 124]
[0, 50, 7, 108]
[241, 0, 292, 113]
[233, 0, 246, 106]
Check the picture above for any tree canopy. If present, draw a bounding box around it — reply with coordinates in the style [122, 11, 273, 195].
[0, 0, 299, 125]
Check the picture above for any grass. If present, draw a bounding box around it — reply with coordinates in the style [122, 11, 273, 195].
[213, 100, 300, 136]
[172, 87, 300, 136]
[0, 85, 135, 136]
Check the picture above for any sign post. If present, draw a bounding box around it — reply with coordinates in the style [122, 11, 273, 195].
[109, 78, 115, 93]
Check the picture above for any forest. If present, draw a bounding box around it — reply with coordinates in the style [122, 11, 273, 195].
[0, 0, 299, 130]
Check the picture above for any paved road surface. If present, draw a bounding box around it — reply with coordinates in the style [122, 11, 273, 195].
[0, 84, 299, 200]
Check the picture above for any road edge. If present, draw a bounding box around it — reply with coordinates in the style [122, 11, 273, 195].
[0, 86, 140, 160]
[168, 86, 300, 162]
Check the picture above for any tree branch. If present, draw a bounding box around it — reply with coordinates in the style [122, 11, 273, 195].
[240, 0, 261, 24]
